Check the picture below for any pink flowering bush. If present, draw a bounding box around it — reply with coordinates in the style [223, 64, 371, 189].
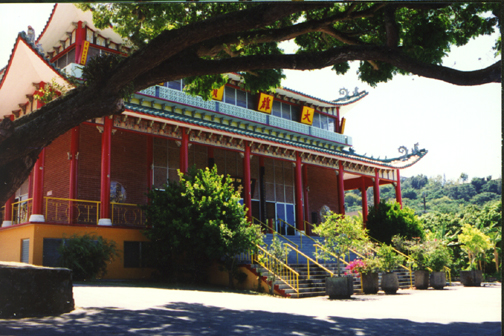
[344, 259, 366, 277]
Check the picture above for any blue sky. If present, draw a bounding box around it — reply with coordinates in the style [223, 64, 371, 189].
[1, 4, 501, 182]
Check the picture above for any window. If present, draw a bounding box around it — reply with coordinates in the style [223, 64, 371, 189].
[43, 238, 63, 267]
[272, 100, 281, 117]
[124, 241, 152, 268]
[167, 79, 183, 91]
[236, 89, 247, 108]
[55, 48, 76, 69]
[224, 86, 236, 105]
[21, 239, 29, 263]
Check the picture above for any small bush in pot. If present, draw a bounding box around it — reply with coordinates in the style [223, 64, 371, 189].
[399, 237, 430, 289]
[313, 212, 367, 299]
[458, 224, 491, 286]
[424, 239, 452, 289]
[375, 243, 405, 294]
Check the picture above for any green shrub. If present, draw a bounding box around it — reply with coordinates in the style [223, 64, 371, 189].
[375, 243, 405, 273]
[367, 201, 425, 244]
[142, 166, 263, 285]
[58, 233, 119, 281]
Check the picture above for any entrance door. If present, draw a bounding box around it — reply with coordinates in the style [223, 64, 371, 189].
[276, 202, 295, 235]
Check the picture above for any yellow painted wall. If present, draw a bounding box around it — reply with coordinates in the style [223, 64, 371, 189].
[0, 223, 154, 279]
[0, 225, 35, 263]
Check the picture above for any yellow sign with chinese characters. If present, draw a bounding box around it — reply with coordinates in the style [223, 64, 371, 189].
[300, 106, 315, 125]
[211, 86, 225, 101]
[257, 93, 273, 114]
[80, 41, 90, 65]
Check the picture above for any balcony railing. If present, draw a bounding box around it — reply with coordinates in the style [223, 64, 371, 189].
[45, 197, 100, 225]
[139, 86, 353, 146]
[111, 202, 145, 227]
[12, 199, 32, 225]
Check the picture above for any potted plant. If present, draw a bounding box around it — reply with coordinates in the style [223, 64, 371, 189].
[403, 238, 430, 289]
[424, 239, 452, 289]
[313, 212, 367, 299]
[458, 224, 491, 287]
[349, 243, 383, 294]
[375, 243, 405, 294]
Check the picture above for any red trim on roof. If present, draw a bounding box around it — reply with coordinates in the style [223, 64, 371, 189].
[36, 3, 58, 44]
[0, 34, 72, 93]
[0, 35, 22, 92]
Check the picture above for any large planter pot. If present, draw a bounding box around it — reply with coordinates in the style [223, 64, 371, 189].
[361, 273, 379, 294]
[325, 276, 354, 299]
[381, 272, 399, 294]
[460, 270, 483, 287]
[414, 270, 429, 290]
[430, 271, 446, 289]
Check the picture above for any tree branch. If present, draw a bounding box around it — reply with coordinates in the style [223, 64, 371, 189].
[136, 45, 501, 89]
[196, 3, 385, 58]
[106, 3, 326, 94]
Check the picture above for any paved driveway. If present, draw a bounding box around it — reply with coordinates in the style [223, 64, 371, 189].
[0, 283, 500, 335]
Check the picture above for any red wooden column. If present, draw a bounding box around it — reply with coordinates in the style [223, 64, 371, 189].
[302, 163, 310, 233]
[361, 177, 369, 225]
[179, 128, 189, 174]
[2, 194, 15, 227]
[338, 161, 346, 216]
[294, 152, 304, 231]
[243, 141, 252, 222]
[99, 117, 113, 226]
[259, 157, 266, 223]
[68, 126, 80, 223]
[395, 169, 403, 208]
[374, 169, 381, 208]
[29, 148, 46, 223]
[146, 135, 153, 190]
[74, 21, 86, 63]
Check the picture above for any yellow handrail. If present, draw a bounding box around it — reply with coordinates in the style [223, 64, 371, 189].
[279, 218, 322, 246]
[313, 243, 350, 266]
[285, 243, 335, 280]
[253, 244, 300, 297]
[278, 218, 303, 247]
[253, 217, 299, 255]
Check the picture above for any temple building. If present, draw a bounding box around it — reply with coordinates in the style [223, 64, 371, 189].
[0, 4, 426, 279]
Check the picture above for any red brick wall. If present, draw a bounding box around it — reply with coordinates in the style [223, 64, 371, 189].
[43, 131, 71, 200]
[78, 124, 101, 201]
[110, 130, 148, 205]
[78, 125, 149, 205]
[305, 165, 340, 223]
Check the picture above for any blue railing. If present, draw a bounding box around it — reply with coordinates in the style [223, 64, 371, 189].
[139, 85, 352, 146]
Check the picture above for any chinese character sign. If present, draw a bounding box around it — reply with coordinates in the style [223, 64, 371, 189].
[80, 41, 90, 65]
[300, 106, 315, 125]
[211, 86, 225, 101]
[257, 93, 273, 114]
[340, 117, 346, 134]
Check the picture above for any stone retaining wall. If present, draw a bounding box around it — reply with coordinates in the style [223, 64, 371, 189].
[0, 262, 74, 318]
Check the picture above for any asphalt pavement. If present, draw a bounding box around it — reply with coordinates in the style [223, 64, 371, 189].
[0, 282, 500, 335]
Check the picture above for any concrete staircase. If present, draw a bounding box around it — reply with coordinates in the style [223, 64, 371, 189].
[255, 233, 414, 298]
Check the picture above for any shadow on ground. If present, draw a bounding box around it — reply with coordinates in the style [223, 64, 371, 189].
[0, 302, 500, 336]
